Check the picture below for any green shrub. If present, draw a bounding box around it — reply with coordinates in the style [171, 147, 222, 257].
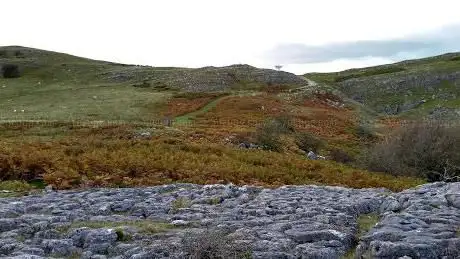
[355, 124, 377, 141]
[329, 148, 354, 164]
[295, 132, 324, 153]
[1, 64, 21, 78]
[115, 228, 132, 241]
[171, 197, 192, 212]
[14, 51, 24, 58]
[364, 121, 460, 181]
[273, 115, 295, 133]
[255, 116, 294, 151]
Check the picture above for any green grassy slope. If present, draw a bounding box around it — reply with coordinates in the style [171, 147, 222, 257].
[304, 53, 460, 119]
[0, 46, 304, 122]
[0, 46, 175, 121]
[305, 52, 460, 84]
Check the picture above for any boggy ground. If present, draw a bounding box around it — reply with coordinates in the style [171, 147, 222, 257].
[0, 182, 459, 258]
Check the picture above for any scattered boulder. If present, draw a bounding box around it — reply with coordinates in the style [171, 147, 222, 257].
[238, 142, 259, 149]
[306, 151, 326, 160]
[44, 185, 53, 193]
[307, 151, 318, 160]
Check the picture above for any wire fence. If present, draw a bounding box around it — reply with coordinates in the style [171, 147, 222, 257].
[0, 115, 459, 129]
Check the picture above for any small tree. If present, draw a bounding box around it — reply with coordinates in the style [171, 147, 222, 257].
[355, 123, 377, 141]
[1, 64, 21, 78]
[14, 50, 24, 58]
[255, 115, 294, 151]
[275, 65, 283, 71]
[295, 132, 324, 153]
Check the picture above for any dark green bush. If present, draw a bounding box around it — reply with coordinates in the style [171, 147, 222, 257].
[14, 51, 24, 58]
[255, 115, 294, 151]
[295, 132, 324, 153]
[329, 148, 354, 164]
[115, 228, 131, 241]
[1, 64, 21, 78]
[255, 124, 283, 151]
[355, 124, 377, 141]
[364, 121, 460, 181]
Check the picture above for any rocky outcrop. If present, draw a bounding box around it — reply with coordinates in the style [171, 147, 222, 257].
[104, 65, 306, 92]
[340, 70, 460, 95]
[357, 182, 460, 259]
[1, 46, 306, 93]
[0, 183, 459, 258]
[337, 70, 460, 116]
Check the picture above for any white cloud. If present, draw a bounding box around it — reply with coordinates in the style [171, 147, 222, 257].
[2, 0, 460, 73]
[283, 57, 395, 74]
[265, 24, 460, 66]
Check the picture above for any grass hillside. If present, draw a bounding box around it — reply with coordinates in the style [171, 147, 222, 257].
[0, 46, 428, 193]
[305, 52, 460, 120]
[0, 46, 304, 122]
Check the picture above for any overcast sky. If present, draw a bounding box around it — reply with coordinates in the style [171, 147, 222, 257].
[3, 0, 460, 74]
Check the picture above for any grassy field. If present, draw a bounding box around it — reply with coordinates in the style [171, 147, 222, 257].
[0, 46, 177, 122]
[0, 81, 171, 121]
[0, 46, 304, 123]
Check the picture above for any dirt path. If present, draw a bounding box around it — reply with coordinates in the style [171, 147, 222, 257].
[173, 95, 230, 125]
[172, 91, 265, 125]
